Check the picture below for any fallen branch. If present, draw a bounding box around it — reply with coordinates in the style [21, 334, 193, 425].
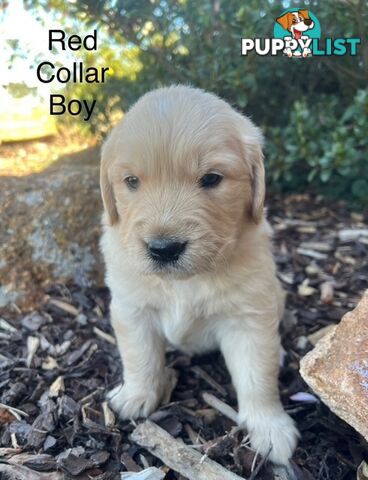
[131, 420, 245, 480]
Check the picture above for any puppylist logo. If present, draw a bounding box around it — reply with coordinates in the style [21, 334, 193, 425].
[241, 8, 361, 58]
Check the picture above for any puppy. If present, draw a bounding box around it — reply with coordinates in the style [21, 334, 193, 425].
[100, 85, 299, 465]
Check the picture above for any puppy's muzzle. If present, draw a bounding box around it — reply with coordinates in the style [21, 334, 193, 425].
[146, 237, 188, 264]
[303, 18, 313, 26]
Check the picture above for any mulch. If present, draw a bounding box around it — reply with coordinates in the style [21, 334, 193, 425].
[0, 194, 367, 480]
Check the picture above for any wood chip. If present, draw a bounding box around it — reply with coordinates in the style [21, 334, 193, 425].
[278, 272, 295, 285]
[49, 376, 64, 398]
[338, 229, 368, 242]
[300, 241, 333, 252]
[121, 467, 166, 479]
[307, 324, 337, 346]
[305, 263, 320, 276]
[102, 401, 115, 428]
[195, 408, 217, 422]
[298, 279, 316, 297]
[93, 326, 116, 344]
[320, 281, 334, 304]
[26, 336, 40, 368]
[55, 340, 72, 356]
[296, 248, 328, 260]
[0, 447, 23, 456]
[274, 218, 317, 227]
[202, 392, 238, 423]
[8, 452, 57, 471]
[296, 225, 317, 234]
[0, 318, 17, 333]
[334, 251, 356, 265]
[131, 420, 244, 480]
[184, 423, 205, 445]
[0, 464, 64, 479]
[49, 299, 79, 316]
[191, 366, 227, 396]
[11, 433, 19, 449]
[357, 460, 368, 480]
[121, 452, 141, 472]
[41, 356, 59, 370]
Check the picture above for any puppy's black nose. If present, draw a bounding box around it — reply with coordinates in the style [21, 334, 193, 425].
[147, 237, 187, 263]
[304, 18, 312, 26]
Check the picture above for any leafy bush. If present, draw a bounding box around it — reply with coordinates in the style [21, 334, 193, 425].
[265, 89, 368, 204]
[23, 0, 368, 205]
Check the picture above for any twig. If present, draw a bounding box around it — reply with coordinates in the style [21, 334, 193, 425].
[131, 420, 244, 480]
[184, 423, 205, 445]
[202, 392, 238, 423]
[191, 366, 227, 396]
[0, 403, 29, 421]
[249, 444, 272, 480]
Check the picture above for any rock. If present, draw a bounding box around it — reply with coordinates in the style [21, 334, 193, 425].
[300, 291, 368, 441]
[0, 162, 103, 312]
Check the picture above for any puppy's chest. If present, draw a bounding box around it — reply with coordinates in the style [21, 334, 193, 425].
[159, 298, 217, 354]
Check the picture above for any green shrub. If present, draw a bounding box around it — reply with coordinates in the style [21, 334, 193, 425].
[23, 0, 368, 205]
[265, 89, 368, 204]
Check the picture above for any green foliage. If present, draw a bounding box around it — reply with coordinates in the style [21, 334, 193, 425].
[265, 89, 368, 204]
[23, 0, 368, 205]
[6, 82, 37, 98]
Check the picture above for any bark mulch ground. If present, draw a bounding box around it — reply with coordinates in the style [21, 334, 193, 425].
[0, 194, 367, 480]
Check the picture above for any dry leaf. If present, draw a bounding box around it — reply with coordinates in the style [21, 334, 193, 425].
[0, 407, 16, 425]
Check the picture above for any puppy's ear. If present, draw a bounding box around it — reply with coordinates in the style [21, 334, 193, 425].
[298, 9, 309, 19]
[100, 153, 119, 226]
[238, 121, 265, 224]
[276, 12, 293, 31]
[249, 142, 265, 224]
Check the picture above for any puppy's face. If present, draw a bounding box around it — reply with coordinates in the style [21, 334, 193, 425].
[101, 86, 265, 277]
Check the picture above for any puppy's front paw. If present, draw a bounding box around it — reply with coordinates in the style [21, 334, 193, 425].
[107, 368, 177, 420]
[107, 382, 162, 420]
[243, 410, 299, 465]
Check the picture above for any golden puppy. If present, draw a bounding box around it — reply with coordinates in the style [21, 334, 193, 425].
[100, 85, 299, 465]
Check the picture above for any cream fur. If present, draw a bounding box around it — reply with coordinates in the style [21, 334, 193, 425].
[100, 85, 299, 465]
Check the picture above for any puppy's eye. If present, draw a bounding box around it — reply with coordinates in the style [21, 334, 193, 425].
[199, 173, 223, 189]
[124, 176, 140, 190]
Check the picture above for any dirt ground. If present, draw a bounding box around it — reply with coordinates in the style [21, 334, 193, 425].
[0, 129, 97, 177]
[0, 148, 367, 479]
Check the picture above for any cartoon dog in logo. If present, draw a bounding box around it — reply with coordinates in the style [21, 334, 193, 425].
[276, 9, 314, 57]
